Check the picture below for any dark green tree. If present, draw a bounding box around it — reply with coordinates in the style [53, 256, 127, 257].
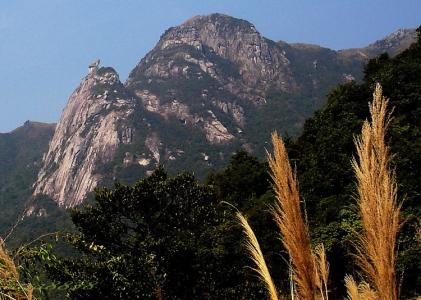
[41, 168, 223, 299]
[206, 150, 270, 208]
[207, 151, 290, 294]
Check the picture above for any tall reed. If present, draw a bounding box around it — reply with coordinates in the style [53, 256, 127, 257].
[348, 83, 400, 300]
[237, 132, 329, 300]
[269, 132, 328, 300]
[237, 212, 279, 300]
[344, 275, 377, 300]
[238, 83, 401, 299]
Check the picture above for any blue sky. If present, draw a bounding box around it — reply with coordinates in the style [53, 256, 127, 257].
[0, 0, 420, 132]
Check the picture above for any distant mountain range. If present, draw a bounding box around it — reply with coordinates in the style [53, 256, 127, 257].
[0, 14, 416, 213]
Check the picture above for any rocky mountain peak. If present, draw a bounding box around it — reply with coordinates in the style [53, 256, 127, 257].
[175, 13, 257, 36]
[33, 61, 135, 207]
[127, 13, 294, 110]
[159, 13, 291, 88]
[366, 28, 417, 55]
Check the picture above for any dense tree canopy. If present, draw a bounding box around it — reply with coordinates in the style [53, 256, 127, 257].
[32, 162, 281, 299]
[44, 168, 223, 299]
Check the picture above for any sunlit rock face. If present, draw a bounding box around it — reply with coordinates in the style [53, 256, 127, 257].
[127, 13, 296, 104]
[33, 65, 136, 207]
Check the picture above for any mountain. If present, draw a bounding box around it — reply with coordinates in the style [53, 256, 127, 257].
[3, 14, 417, 209]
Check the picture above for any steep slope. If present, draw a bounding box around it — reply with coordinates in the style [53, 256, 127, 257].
[33, 65, 136, 207]
[126, 14, 416, 156]
[30, 14, 417, 207]
[0, 121, 55, 234]
[127, 14, 296, 104]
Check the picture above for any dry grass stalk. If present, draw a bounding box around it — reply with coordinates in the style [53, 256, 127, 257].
[0, 239, 33, 300]
[269, 132, 327, 300]
[314, 244, 329, 300]
[350, 83, 400, 300]
[345, 275, 377, 300]
[237, 212, 279, 300]
[345, 275, 360, 300]
[0, 241, 18, 283]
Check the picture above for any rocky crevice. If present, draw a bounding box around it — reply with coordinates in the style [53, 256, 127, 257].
[136, 89, 234, 144]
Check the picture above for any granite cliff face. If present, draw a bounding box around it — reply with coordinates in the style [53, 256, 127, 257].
[127, 14, 295, 102]
[33, 65, 136, 207]
[29, 14, 417, 207]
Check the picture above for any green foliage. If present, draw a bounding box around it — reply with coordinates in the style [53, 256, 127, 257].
[19, 241, 68, 299]
[25, 153, 287, 299]
[207, 150, 270, 207]
[35, 168, 233, 299]
[7, 196, 74, 250]
[207, 151, 289, 295]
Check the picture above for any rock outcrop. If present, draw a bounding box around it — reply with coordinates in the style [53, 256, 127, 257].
[127, 13, 295, 104]
[33, 64, 135, 207]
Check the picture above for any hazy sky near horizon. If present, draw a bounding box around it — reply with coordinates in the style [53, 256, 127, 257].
[0, 0, 420, 132]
